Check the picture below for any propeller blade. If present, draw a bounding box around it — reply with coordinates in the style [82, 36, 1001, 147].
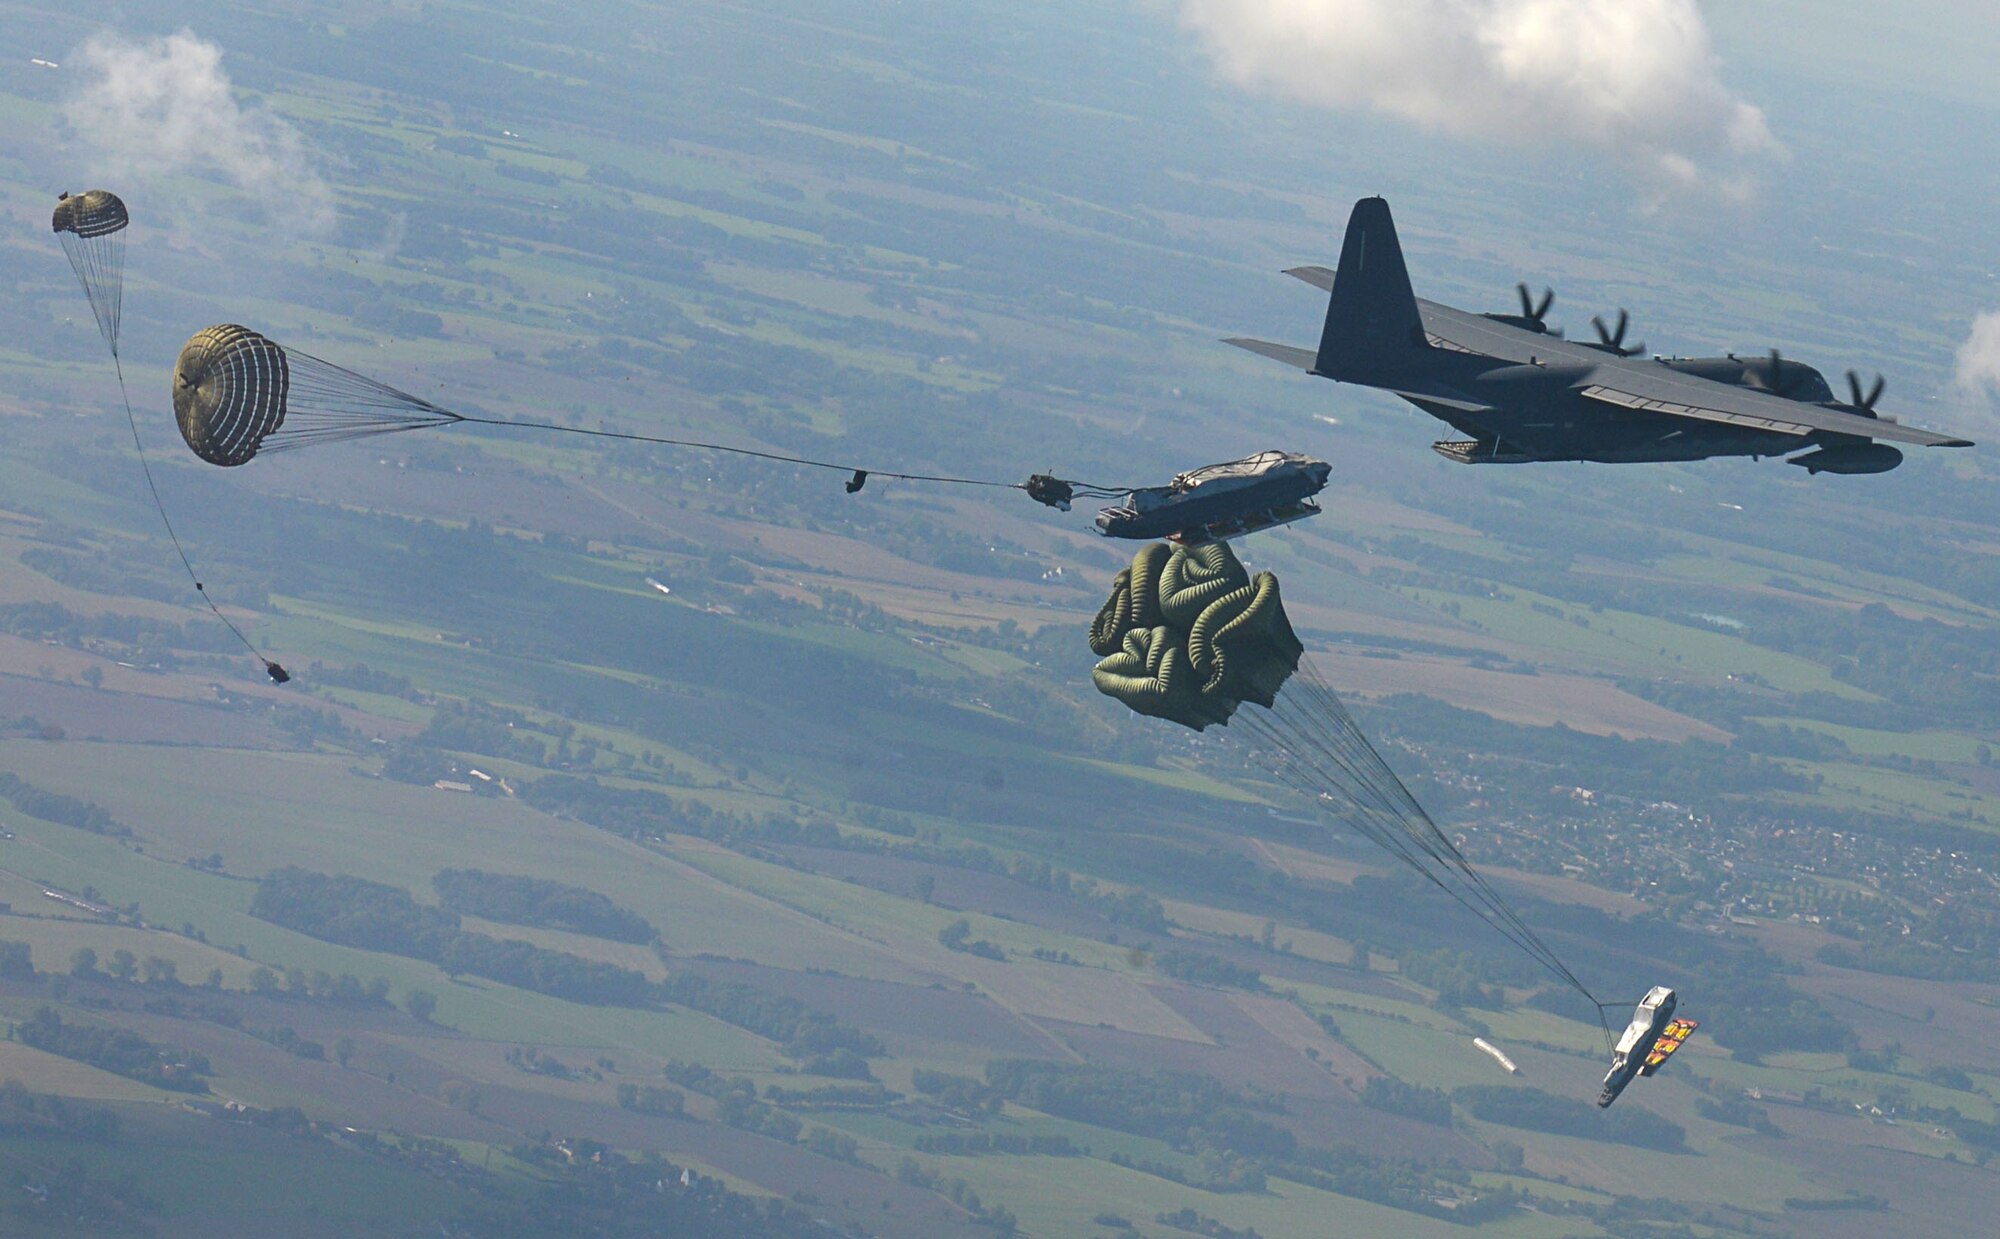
[1591, 310, 1638, 354]
[1842, 370, 1885, 410]
[1515, 284, 1555, 325]
[1768, 348, 1787, 396]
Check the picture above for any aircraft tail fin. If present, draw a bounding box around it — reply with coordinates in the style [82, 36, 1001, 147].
[1315, 197, 1425, 380]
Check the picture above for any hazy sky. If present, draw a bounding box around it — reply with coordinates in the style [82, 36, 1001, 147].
[1711, 0, 2000, 112]
[1166, 0, 1999, 424]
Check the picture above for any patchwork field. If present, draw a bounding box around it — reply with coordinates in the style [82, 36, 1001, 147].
[1, 0, 1997, 1236]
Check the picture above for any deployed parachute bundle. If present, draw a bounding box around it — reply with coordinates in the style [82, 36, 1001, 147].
[1088, 542, 1302, 729]
[53, 189, 128, 357]
[173, 325, 460, 465]
[1091, 540, 1609, 1023]
[51, 198, 286, 683]
[167, 324, 1148, 523]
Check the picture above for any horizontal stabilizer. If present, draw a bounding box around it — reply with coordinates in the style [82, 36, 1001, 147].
[1284, 265, 1336, 292]
[1224, 337, 1318, 371]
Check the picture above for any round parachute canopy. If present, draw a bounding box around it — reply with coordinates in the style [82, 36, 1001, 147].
[53, 190, 129, 356]
[172, 324, 462, 466]
[52, 188, 129, 237]
[174, 325, 290, 466]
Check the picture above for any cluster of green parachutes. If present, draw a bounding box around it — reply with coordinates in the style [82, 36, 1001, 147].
[1088, 541, 1302, 731]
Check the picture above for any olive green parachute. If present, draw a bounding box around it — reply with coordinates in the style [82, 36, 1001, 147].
[1088, 542, 1168, 656]
[1091, 624, 1214, 727]
[1090, 541, 1301, 730]
[1088, 542, 1603, 1012]
[172, 325, 463, 466]
[175, 326, 291, 466]
[53, 190, 129, 356]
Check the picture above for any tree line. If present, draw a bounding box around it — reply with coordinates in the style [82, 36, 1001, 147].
[0, 772, 128, 837]
[433, 868, 655, 943]
[14, 1007, 210, 1094]
[1453, 1084, 1685, 1151]
[251, 867, 656, 1005]
[251, 869, 879, 1064]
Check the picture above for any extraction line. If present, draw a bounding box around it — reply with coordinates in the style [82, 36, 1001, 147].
[440, 414, 1142, 502]
[112, 356, 288, 682]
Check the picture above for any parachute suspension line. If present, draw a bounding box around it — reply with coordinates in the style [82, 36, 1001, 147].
[1239, 703, 1605, 1039]
[1281, 661, 1588, 979]
[1231, 661, 1610, 1031]
[1236, 705, 1568, 987]
[111, 356, 284, 682]
[246, 349, 466, 457]
[57, 228, 123, 357]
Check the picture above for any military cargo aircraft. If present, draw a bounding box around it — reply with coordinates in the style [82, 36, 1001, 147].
[1228, 198, 1972, 474]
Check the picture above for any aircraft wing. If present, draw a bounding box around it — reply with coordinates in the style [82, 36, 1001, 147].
[1581, 366, 1973, 449]
[1639, 1018, 1698, 1076]
[1225, 338, 1319, 370]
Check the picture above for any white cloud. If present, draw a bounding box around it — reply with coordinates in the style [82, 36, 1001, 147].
[1953, 310, 2000, 400]
[62, 30, 333, 234]
[1177, 0, 1782, 195]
